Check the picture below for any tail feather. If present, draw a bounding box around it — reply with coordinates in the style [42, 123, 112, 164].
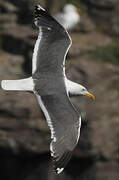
[1, 77, 34, 91]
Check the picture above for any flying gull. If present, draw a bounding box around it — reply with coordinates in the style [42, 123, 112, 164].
[1, 5, 94, 174]
[54, 4, 80, 31]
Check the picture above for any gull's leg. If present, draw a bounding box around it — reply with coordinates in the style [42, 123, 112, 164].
[1, 77, 34, 92]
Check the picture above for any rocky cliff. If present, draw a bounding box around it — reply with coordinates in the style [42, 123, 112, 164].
[0, 0, 119, 179]
[81, 0, 119, 35]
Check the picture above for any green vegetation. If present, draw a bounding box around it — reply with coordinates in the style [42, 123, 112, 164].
[66, 0, 80, 7]
[86, 41, 119, 64]
[66, 0, 86, 13]
[111, 83, 119, 92]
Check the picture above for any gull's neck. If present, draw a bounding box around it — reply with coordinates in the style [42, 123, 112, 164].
[65, 78, 82, 96]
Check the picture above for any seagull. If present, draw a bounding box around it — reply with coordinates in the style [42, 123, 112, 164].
[54, 4, 80, 31]
[1, 5, 94, 174]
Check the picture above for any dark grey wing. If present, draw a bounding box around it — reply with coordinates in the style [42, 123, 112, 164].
[36, 87, 81, 174]
[33, 5, 81, 174]
[32, 5, 71, 77]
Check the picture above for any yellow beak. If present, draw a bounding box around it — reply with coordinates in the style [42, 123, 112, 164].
[77, 9, 80, 14]
[85, 93, 95, 100]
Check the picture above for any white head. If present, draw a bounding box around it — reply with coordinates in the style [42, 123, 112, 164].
[77, 84, 95, 99]
[65, 79, 95, 99]
[77, 84, 88, 95]
[63, 4, 77, 13]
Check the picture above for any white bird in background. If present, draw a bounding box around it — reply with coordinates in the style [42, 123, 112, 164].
[54, 4, 80, 31]
[1, 5, 94, 174]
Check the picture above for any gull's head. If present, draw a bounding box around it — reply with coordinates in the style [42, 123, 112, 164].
[63, 4, 77, 13]
[65, 79, 94, 99]
[79, 85, 95, 100]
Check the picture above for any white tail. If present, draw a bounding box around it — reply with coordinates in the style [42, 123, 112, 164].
[1, 77, 34, 91]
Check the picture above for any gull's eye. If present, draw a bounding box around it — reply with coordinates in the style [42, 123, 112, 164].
[82, 88, 85, 91]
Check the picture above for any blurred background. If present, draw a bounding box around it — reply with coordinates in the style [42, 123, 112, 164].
[0, 0, 119, 179]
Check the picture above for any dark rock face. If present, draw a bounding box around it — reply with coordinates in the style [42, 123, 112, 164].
[0, 1, 18, 13]
[82, 0, 119, 35]
[0, 0, 119, 179]
[5, 0, 33, 24]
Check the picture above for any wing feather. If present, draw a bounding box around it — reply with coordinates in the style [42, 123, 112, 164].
[36, 92, 81, 174]
[33, 5, 81, 174]
[32, 5, 71, 77]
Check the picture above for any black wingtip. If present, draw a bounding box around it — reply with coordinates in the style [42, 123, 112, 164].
[34, 5, 45, 19]
[35, 5, 45, 12]
[52, 151, 72, 174]
[34, 4, 65, 31]
[34, 4, 54, 28]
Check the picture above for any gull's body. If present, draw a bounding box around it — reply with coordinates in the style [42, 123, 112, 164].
[1, 5, 94, 174]
[54, 4, 80, 31]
